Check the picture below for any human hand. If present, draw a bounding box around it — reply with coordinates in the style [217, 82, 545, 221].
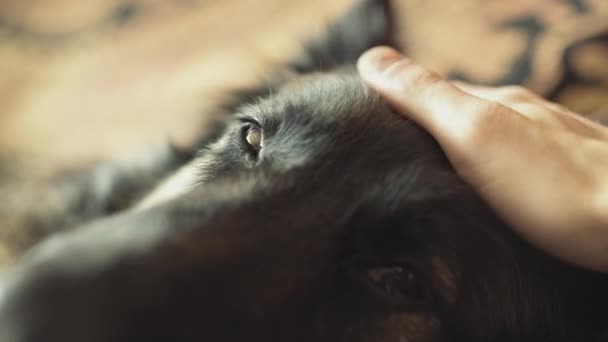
[357, 46, 608, 273]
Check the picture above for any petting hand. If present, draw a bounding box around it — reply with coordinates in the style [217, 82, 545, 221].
[358, 46, 608, 273]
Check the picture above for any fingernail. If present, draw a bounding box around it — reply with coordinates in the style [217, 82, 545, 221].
[357, 46, 405, 78]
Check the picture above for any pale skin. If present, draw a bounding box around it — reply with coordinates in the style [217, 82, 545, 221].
[357, 46, 608, 273]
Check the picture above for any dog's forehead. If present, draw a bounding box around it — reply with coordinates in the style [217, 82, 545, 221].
[239, 73, 466, 205]
[140, 70, 457, 209]
[246, 71, 380, 127]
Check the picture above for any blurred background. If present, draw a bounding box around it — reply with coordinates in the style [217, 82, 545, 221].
[0, 0, 607, 171]
[0, 0, 606, 262]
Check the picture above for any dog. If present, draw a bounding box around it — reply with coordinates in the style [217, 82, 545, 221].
[0, 0, 607, 341]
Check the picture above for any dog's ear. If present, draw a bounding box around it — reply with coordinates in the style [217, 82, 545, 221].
[290, 0, 395, 73]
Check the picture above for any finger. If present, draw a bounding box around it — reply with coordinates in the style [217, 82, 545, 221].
[452, 82, 557, 119]
[549, 106, 608, 139]
[452, 82, 608, 139]
[552, 112, 608, 139]
[452, 82, 542, 102]
[357, 47, 497, 143]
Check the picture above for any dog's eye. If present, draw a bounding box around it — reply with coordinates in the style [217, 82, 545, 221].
[241, 125, 263, 155]
[366, 265, 427, 309]
[246, 127, 262, 150]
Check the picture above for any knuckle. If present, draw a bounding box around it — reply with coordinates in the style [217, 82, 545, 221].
[510, 103, 552, 121]
[496, 85, 531, 102]
[545, 102, 570, 113]
[458, 102, 510, 147]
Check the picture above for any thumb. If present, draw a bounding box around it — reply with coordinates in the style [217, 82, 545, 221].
[357, 46, 493, 145]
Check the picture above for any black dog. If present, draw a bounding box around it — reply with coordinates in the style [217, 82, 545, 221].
[0, 0, 607, 341]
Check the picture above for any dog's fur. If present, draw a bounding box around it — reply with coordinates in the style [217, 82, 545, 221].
[0, 0, 607, 341]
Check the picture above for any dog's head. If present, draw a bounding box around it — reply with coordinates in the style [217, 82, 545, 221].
[0, 0, 606, 341]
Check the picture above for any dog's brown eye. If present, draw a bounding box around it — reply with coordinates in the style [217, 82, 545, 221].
[245, 127, 263, 151]
[238, 119, 264, 161]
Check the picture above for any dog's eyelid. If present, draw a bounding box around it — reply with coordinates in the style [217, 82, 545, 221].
[236, 115, 262, 127]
